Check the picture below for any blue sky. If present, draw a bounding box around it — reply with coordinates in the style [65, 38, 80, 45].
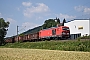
[0, 0, 90, 37]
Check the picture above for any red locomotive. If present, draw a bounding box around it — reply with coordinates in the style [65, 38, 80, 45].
[39, 26, 70, 40]
[5, 26, 70, 43]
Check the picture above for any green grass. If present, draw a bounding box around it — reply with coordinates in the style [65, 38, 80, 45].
[0, 40, 90, 52]
[0, 48, 90, 60]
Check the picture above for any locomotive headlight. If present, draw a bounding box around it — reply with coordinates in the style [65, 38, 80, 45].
[62, 32, 66, 35]
[67, 33, 69, 35]
[67, 28, 70, 30]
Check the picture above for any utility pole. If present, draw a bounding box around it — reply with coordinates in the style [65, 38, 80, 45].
[16, 25, 26, 42]
[89, 18, 90, 40]
[17, 25, 19, 42]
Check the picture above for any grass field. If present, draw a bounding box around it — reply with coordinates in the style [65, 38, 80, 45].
[1, 40, 90, 52]
[0, 48, 90, 60]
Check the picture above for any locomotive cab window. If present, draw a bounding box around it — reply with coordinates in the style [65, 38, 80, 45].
[52, 29, 56, 35]
[62, 27, 69, 30]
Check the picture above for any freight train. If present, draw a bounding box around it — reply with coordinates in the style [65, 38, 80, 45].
[5, 26, 70, 43]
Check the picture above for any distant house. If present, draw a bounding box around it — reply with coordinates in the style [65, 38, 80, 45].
[64, 19, 90, 39]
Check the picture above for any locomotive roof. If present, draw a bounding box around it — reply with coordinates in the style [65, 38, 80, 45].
[41, 27, 57, 30]
[41, 26, 68, 31]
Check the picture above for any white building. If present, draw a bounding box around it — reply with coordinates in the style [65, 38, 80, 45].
[64, 19, 90, 39]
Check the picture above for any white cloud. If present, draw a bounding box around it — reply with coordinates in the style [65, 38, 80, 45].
[22, 22, 39, 30]
[30, 3, 49, 13]
[17, 7, 20, 11]
[74, 6, 90, 14]
[36, 16, 43, 20]
[84, 7, 90, 14]
[6, 18, 16, 24]
[23, 3, 50, 18]
[74, 6, 85, 12]
[0, 13, 1, 16]
[0, 13, 3, 18]
[56, 13, 76, 20]
[22, 2, 32, 7]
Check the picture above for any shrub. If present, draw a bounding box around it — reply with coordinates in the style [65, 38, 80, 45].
[80, 35, 90, 39]
[76, 44, 86, 51]
[77, 37, 81, 41]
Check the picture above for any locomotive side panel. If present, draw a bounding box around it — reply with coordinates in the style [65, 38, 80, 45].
[39, 29, 53, 39]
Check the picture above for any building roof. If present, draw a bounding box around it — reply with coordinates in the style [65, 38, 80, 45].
[66, 19, 90, 23]
[74, 19, 90, 20]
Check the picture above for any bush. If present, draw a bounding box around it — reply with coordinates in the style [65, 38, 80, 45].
[77, 37, 81, 41]
[80, 35, 90, 39]
[75, 44, 86, 51]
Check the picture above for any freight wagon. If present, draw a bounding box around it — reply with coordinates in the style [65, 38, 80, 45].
[5, 36, 15, 43]
[16, 32, 39, 42]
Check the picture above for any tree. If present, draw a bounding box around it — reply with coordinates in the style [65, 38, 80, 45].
[0, 18, 10, 45]
[54, 17, 60, 24]
[62, 18, 66, 26]
[57, 18, 60, 24]
[42, 19, 58, 29]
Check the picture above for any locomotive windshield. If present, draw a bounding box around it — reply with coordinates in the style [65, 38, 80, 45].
[62, 27, 70, 30]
